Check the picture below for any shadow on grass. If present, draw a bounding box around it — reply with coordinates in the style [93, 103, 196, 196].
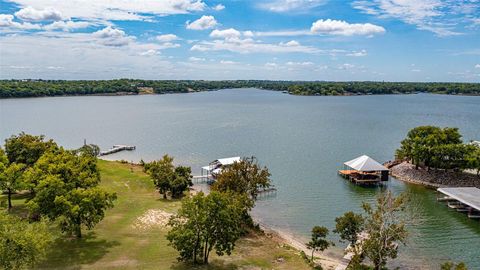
[39, 231, 120, 269]
[170, 260, 238, 270]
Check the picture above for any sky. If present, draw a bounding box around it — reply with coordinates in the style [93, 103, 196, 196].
[0, 0, 479, 82]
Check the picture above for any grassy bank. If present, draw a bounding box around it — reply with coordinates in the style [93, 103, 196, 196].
[2, 160, 310, 270]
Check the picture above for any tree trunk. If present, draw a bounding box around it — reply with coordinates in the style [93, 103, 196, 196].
[204, 240, 208, 264]
[7, 188, 12, 209]
[311, 249, 315, 262]
[75, 223, 82, 238]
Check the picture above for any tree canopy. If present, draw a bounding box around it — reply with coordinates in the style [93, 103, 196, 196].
[0, 212, 52, 270]
[361, 191, 408, 270]
[144, 155, 193, 199]
[26, 147, 116, 237]
[211, 156, 271, 201]
[333, 211, 364, 246]
[396, 126, 480, 173]
[305, 226, 332, 262]
[167, 191, 244, 264]
[1, 79, 479, 98]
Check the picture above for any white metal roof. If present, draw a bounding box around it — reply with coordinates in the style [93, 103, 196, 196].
[437, 187, 480, 211]
[344, 155, 388, 172]
[215, 156, 241, 166]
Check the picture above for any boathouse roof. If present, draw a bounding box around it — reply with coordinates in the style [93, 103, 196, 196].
[344, 155, 388, 172]
[437, 187, 480, 212]
[214, 156, 241, 166]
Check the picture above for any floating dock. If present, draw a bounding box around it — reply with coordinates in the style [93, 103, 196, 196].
[437, 187, 480, 219]
[339, 155, 389, 185]
[99, 145, 136, 156]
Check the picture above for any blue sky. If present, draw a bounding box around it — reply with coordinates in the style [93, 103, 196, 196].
[0, 0, 479, 81]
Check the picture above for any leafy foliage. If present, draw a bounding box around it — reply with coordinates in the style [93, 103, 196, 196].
[167, 191, 244, 264]
[4, 132, 57, 167]
[305, 226, 332, 262]
[26, 148, 116, 237]
[0, 212, 52, 270]
[396, 126, 479, 172]
[361, 191, 408, 270]
[211, 156, 271, 201]
[441, 261, 468, 270]
[144, 155, 193, 199]
[2, 79, 479, 98]
[333, 211, 364, 246]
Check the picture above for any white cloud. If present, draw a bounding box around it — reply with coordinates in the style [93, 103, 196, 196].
[213, 4, 225, 11]
[8, 0, 207, 21]
[311, 19, 386, 36]
[352, 0, 478, 36]
[210, 28, 241, 39]
[139, 49, 159, 56]
[475, 64, 480, 69]
[220, 60, 236, 64]
[186, 15, 218, 30]
[283, 40, 300, 46]
[0, 14, 41, 30]
[189, 56, 205, 61]
[15, 6, 63, 21]
[92, 26, 135, 46]
[339, 63, 355, 69]
[156, 34, 179, 42]
[191, 37, 321, 54]
[44, 20, 91, 31]
[411, 69, 421, 72]
[286, 61, 314, 66]
[258, 0, 327, 13]
[347, 49, 368, 57]
[265, 62, 278, 68]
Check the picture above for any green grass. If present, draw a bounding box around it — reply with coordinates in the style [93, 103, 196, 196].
[1, 160, 310, 270]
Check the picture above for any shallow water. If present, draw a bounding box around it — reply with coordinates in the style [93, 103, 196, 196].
[1, 89, 479, 269]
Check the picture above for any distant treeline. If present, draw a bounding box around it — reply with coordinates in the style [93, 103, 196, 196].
[1, 79, 479, 98]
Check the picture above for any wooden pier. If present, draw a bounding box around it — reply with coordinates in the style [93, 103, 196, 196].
[437, 187, 480, 220]
[99, 145, 136, 156]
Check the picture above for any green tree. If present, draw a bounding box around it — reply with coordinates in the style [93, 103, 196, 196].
[306, 226, 332, 262]
[441, 261, 468, 270]
[4, 132, 57, 167]
[76, 144, 100, 157]
[333, 211, 364, 246]
[167, 191, 243, 264]
[0, 212, 52, 270]
[211, 156, 271, 201]
[466, 146, 480, 176]
[361, 191, 408, 270]
[145, 155, 192, 199]
[26, 148, 116, 237]
[0, 163, 25, 210]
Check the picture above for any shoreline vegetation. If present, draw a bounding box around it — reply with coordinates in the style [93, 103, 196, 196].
[1, 79, 480, 98]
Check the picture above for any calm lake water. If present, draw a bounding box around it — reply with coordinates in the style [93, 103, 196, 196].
[1, 89, 479, 269]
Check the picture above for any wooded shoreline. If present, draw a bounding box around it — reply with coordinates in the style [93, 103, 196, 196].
[1, 79, 480, 98]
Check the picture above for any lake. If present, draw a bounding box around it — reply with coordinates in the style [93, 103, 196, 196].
[1, 89, 479, 269]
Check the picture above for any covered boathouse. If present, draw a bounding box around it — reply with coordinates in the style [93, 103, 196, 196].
[199, 156, 241, 182]
[339, 155, 389, 185]
[437, 187, 480, 219]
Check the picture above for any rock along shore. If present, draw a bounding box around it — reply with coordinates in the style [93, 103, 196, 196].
[389, 162, 480, 189]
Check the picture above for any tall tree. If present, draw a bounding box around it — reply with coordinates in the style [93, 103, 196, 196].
[0, 212, 52, 270]
[361, 191, 408, 270]
[145, 155, 192, 199]
[26, 148, 116, 237]
[167, 191, 243, 264]
[306, 226, 332, 262]
[0, 163, 25, 210]
[211, 156, 271, 201]
[4, 132, 57, 167]
[333, 211, 364, 246]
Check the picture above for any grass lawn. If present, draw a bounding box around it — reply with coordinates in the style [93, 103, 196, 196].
[1, 160, 310, 270]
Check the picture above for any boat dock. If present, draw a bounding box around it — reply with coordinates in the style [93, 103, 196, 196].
[99, 145, 136, 156]
[437, 187, 480, 219]
[339, 155, 389, 185]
